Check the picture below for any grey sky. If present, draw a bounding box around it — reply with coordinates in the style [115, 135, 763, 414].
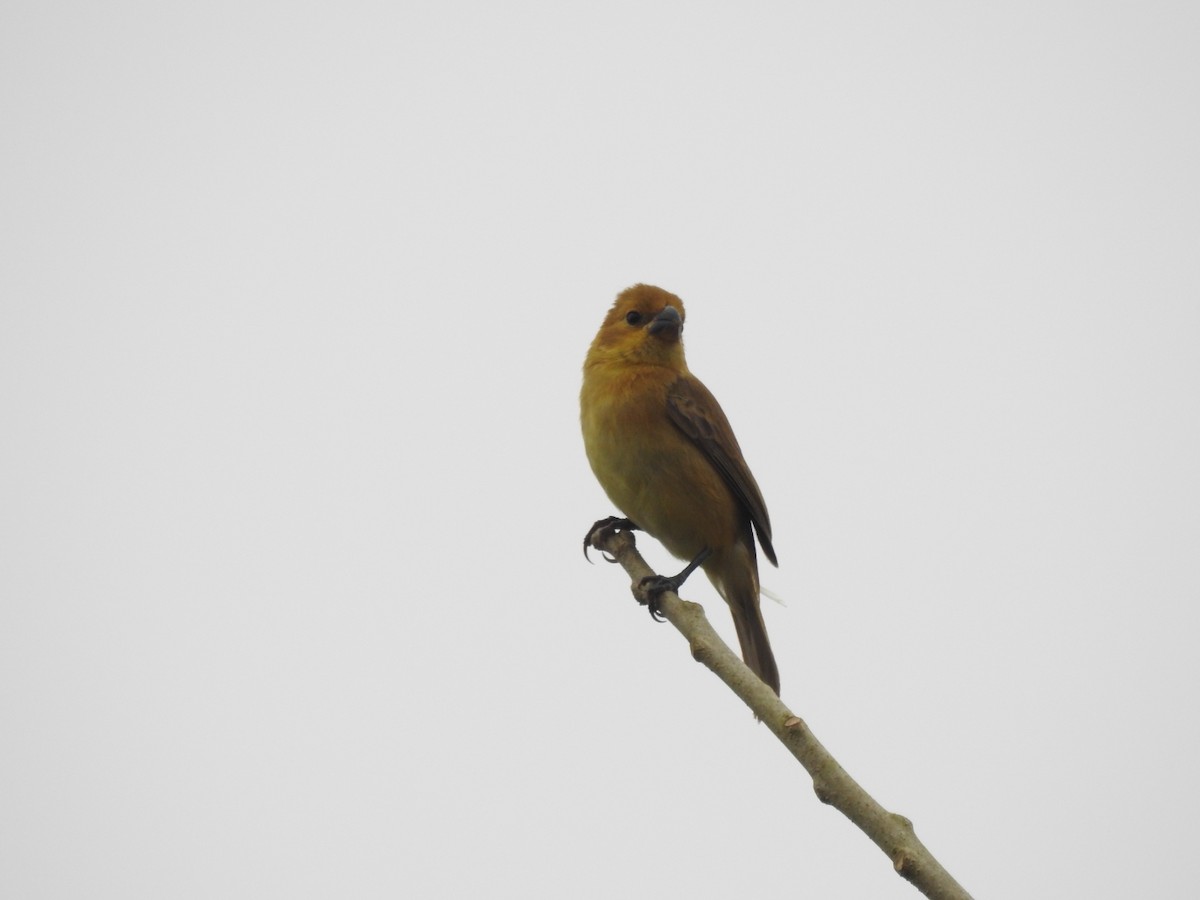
[3, 3, 1198, 897]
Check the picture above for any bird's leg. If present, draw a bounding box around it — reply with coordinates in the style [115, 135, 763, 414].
[583, 516, 639, 562]
[637, 547, 712, 622]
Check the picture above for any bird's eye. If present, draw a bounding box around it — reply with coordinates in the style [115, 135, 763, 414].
[625, 311, 643, 326]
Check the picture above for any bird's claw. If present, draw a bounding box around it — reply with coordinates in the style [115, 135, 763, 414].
[636, 575, 676, 622]
[632, 547, 711, 622]
[583, 516, 637, 562]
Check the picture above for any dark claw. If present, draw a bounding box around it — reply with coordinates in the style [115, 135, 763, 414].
[634, 548, 712, 623]
[636, 575, 672, 621]
[583, 516, 638, 562]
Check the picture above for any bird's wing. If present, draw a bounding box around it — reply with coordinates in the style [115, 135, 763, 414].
[666, 376, 777, 566]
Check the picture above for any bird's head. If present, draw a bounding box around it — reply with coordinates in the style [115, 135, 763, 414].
[586, 284, 688, 370]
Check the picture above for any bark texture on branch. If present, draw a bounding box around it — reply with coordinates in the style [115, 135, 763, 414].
[588, 526, 973, 900]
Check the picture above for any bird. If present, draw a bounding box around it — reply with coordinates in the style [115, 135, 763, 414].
[580, 284, 780, 694]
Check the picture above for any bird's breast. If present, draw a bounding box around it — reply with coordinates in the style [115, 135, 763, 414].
[581, 365, 739, 561]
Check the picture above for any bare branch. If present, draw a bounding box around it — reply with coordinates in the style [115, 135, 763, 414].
[589, 526, 974, 900]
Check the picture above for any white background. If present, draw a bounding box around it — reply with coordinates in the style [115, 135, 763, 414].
[3, 3, 1198, 897]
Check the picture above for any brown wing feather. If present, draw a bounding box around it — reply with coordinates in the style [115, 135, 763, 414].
[666, 376, 777, 566]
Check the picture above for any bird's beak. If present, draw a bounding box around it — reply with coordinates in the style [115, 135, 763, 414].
[648, 305, 682, 339]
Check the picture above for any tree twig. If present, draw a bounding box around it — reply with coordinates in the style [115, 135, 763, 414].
[588, 526, 974, 900]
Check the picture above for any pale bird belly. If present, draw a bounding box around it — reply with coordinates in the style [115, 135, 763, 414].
[586, 426, 736, 563]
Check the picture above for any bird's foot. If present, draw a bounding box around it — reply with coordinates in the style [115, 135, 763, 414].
[635, 575, 675, 621]
[634, 547, 712, 622]
[583, 516, 638, 562]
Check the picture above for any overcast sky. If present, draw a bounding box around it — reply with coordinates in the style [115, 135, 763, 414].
[3, 3, 1198, 898]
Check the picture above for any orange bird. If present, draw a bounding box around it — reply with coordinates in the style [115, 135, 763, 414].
[581, 284, 780, 694]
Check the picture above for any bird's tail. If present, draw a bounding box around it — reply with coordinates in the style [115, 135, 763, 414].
[731, 596, 780, 695]
[706, 547, 780, 695]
